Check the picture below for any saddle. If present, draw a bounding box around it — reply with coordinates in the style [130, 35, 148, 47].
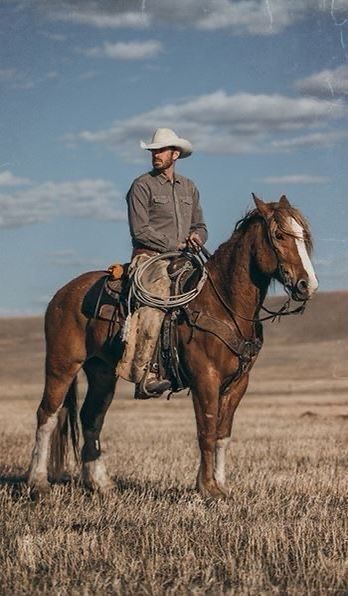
[82, 256, 202, 392]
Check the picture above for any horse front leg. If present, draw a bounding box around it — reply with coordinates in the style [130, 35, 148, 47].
[80, 358, 116, 492]
[214, 374, 249, 494]
[192, 371, 226, 500]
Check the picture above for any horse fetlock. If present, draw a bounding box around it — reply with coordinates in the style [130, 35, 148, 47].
[81, 437, 101, 462]
[82, 457, 113, 492]
[196, 466, 227, 500]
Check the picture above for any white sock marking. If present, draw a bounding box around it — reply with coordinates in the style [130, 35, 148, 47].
[28, 412, 59, 484]
[215, 437, 230, 487]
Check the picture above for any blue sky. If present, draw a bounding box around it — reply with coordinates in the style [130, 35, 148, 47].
[0, 0, 347, 315]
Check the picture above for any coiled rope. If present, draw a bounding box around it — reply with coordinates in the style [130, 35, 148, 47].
[129, 250, 208, 310]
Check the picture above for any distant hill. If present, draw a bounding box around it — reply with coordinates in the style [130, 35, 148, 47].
[262, 290, 348, 344]
[0, 291, 346, 389]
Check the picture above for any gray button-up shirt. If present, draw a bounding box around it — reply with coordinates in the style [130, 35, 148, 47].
[126, 170, 208, 253]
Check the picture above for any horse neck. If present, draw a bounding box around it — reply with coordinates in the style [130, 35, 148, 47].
[208, 221, 270, 323]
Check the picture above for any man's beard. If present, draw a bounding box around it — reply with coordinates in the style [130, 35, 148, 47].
[152, 155, 174, 171]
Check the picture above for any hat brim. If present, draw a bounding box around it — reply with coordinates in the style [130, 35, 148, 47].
[140, 139, 192, 159]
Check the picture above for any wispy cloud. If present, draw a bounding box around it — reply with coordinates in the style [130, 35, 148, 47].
[38, 0, 348, 35]
[262, 174, 329, 184]
[271, 130, 348, 151]
[0, 174, 126, 228]
[0, 68, 33, 89]
[63, 89, 345, 158]
[45, 249, 101, 268]
[41, 31, 67, 42]
[79, 40, 163, 60]
[50, 8, 150, 29]
[295, 64, 348, 99]
[0, 170, 32, 187]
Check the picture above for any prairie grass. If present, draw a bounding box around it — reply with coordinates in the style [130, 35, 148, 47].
[0, 390, 346, 595]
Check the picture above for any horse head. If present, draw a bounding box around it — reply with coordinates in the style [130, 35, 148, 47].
[252, 193, 318, 301]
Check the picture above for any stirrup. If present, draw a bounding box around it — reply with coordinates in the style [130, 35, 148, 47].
[135, 369, 171, 399]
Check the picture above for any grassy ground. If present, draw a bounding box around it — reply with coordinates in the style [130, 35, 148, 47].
[0, 387, 346, 595]
[0, 295, 347, 594]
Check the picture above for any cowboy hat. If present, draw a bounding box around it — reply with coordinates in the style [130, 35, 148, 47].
[140, 128, 192, 159]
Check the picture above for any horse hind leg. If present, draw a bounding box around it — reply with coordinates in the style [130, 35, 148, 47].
[28, 366, 81, 494]
[80, 358, 116, 492]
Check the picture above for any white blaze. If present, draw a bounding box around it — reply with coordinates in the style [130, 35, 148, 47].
[290, 217, 318, 294]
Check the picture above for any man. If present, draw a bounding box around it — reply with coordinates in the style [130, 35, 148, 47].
[117, 128, 207, 398]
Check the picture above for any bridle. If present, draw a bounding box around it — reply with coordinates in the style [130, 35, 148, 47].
[199, 214, 308, 326]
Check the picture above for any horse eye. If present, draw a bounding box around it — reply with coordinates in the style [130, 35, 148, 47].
[274, 231, 284, 241]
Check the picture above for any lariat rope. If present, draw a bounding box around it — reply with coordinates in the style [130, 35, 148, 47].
[128, 250, 208, 310]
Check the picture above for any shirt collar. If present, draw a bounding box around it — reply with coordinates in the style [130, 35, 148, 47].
[152, 170, 182, 185]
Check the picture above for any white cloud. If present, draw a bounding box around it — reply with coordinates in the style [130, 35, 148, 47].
[0, 68, 33, 89]
[0, 175, 126, 228]
[63, 90, 346, 158]
[41, 31, 67, 42]
[0, 68, 17, 82]
[80, 40, 162, 60]
[262, 174, 329, 184]
[295, 64, 348, 98]
[50, 9, 150, 28]
[37, 0, 348, 35]
[0, 170, 32, 186]
[271, 130, 348, 150]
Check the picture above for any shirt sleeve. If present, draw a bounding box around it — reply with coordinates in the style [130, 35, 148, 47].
[189, 185, 208, 244]
[127, 181, 170, 252]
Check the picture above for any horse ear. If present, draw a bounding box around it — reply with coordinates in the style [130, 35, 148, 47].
[252, 193, 272, 219]
[279, 195, 291, 208]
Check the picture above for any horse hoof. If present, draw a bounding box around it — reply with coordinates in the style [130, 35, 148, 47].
[197, 479, 227, 500]
[216, 482, 230, 498]
[82, 459, 114, 493]
[28, 481, 50, 500]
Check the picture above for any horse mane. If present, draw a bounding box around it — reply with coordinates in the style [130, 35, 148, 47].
[210, 201, 313, 277]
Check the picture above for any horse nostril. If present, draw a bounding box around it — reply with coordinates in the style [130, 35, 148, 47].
[297, 279, 308, 293]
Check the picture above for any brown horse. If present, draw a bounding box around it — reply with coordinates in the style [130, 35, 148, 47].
[27, 195, 318, 499]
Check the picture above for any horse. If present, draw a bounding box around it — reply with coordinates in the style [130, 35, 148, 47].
[27, 194, 318, 499]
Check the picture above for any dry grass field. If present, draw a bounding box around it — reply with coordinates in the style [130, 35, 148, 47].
[0, 291, 347, 594]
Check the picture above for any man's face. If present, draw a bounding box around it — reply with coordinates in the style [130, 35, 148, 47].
[151, 147, 180, 171]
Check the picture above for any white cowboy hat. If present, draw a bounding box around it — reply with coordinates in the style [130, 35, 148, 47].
[140, 128, 192, 159]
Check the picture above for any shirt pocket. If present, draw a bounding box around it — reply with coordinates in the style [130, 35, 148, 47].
[182, 195, 193, 214]
[153, 195, 169, 205]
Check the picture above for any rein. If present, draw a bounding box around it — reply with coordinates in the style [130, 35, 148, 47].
[200, 235, 307, 325]
[207, 270, 307, 323]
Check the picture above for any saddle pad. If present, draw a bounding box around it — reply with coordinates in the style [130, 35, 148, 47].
[82, 275, 122, 321]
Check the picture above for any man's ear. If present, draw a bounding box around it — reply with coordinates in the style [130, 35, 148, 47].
[172, 149, 181, 161]
[252, 193, 273, 219]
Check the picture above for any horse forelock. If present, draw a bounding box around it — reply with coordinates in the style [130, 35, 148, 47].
[211, 201, 313, 272]
[234, 203, 313, 254]
[273, 205, 313, 254]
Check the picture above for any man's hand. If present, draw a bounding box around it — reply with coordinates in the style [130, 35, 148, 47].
[187, 231, 202, 251]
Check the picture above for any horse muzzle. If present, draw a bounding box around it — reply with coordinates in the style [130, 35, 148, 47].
[290, 277, 319, 301]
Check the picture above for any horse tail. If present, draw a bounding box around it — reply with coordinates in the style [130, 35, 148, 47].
[49, 377, 80, 480]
